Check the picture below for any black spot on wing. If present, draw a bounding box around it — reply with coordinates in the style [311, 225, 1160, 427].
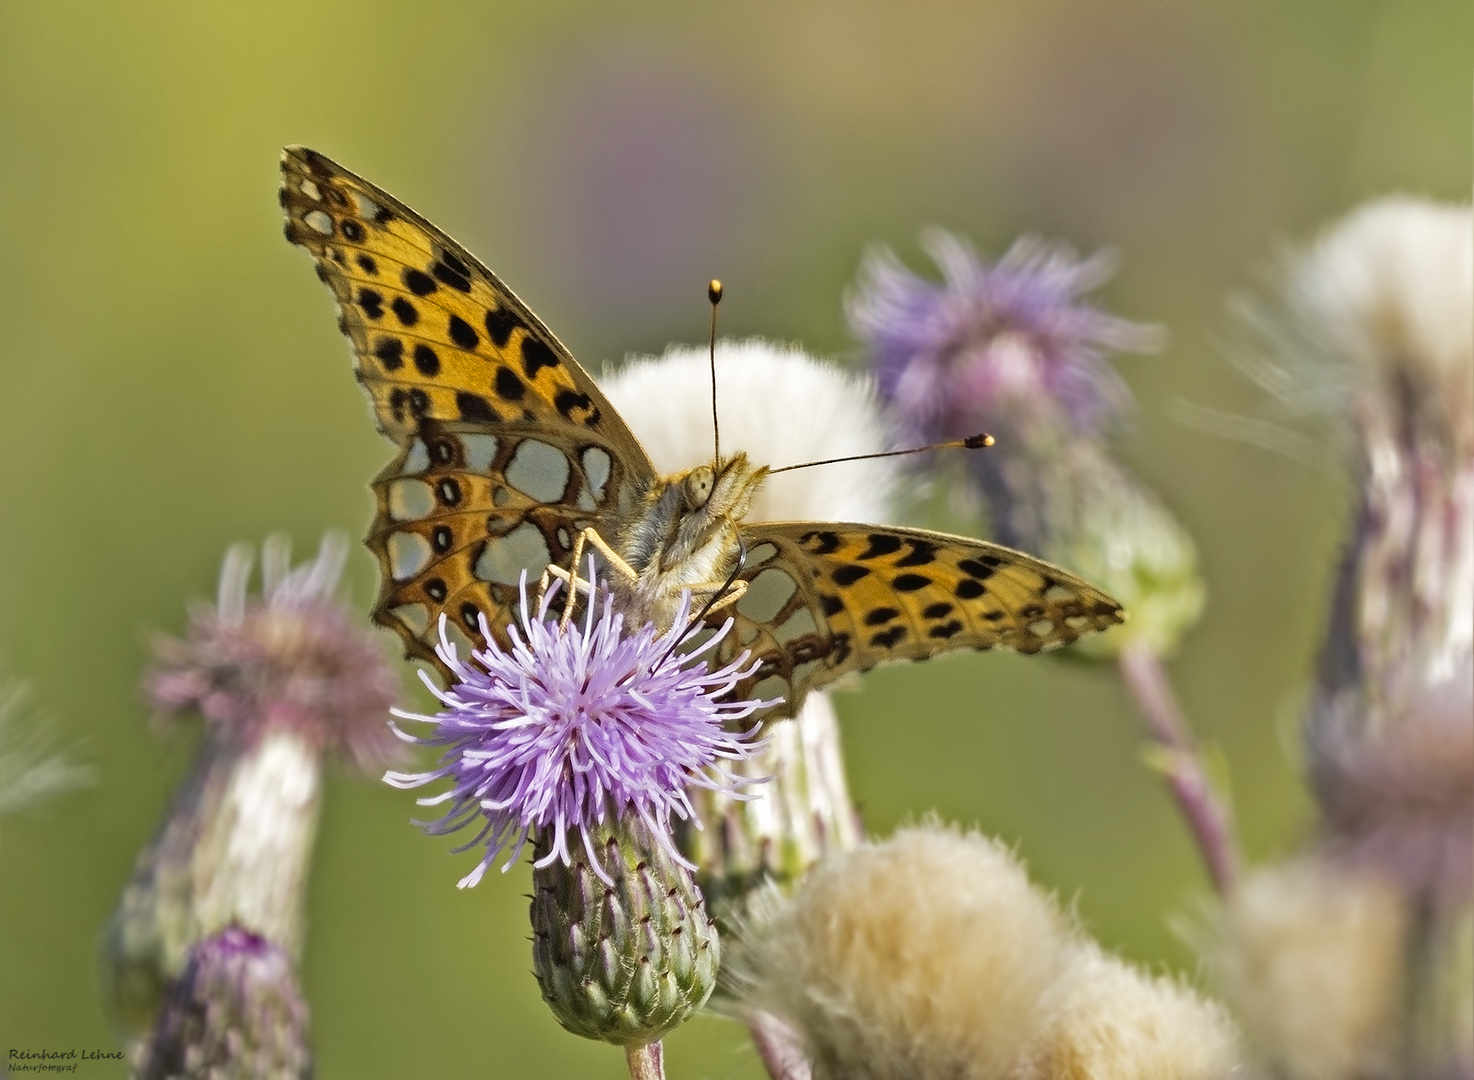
[553, 389, 595, 423]
[864, 607, 900, 626]
[958, 558, 997, 580]
[432, 526, 453, 553]
[891, 573, 931, 592]
[495, 367, 526, 401]
[373, 338, 404, 371]
[869, 625, 907, 648]
[801, 531, 841, 555]
[391, 297, 419, 326]
[955, 579, 985, 599]
[431, 258, 472, 293]
[460, 602, 481, 629]
[897, 540, 939, 567]
[448, 314, 479, 350]
[356, 254, 378, 275]
[456, 392, 499, 423]
[424, 578, 448, 603]
[859, 534, 903, 560]
[413, 344, 440, 377]
[358, 289, 384, 319]
[408, 389, 430, 417]
[403, 268, 438, 296]
[819, 594, 844, 617]
[928, 619, 964, 640]
[922, 601, 954, 619]
[832, 565, 870, 587]
[485, 305, 526, 349]
[521, 336, 560, 378]
[341, 219, 366, 242]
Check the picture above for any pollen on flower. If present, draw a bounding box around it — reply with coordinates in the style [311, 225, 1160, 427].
[384, 574, 772, 888]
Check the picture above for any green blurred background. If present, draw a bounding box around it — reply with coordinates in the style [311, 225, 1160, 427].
[0, 1, 1467, 1076]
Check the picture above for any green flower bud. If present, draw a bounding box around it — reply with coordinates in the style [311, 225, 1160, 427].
[531, 811, 719, 1047]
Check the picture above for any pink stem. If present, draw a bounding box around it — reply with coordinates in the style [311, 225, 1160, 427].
[748, 1012, 812, 1080]
[1117, 644, 1238, 895]
[625, 1041, 665, 1080]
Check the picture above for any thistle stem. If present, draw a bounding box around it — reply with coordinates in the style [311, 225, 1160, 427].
[749, 1011, 812, 1080]
[625, 1040, 665, 1080]
[1117, 644, 1238, 895]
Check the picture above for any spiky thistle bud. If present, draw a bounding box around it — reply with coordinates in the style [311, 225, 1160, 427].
[531, 810, 720, 1047]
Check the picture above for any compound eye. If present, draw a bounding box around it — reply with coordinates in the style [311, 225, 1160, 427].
[684, 467, 714, 509]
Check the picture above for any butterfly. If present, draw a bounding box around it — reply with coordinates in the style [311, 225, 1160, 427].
[279, 145, 1124, 719]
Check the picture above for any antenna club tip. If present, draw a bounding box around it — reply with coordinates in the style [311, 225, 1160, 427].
[964, 433, 995, 449]
[708, 279, 723, 304]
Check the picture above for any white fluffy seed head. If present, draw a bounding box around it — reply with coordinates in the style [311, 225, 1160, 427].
[1201, 856, 1407, 1080]
[732, 823, 1075, 1080]
[1019, 942, 1241, 1080]
[1290, 196, 1473, 453]
[601, 339, 900, 524]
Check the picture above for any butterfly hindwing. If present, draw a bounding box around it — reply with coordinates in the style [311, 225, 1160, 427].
[368, 422, 640, 676]
[717, 523, 1126, 717]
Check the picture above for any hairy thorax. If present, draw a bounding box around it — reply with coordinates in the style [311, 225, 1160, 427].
[613, 452, 768, 629]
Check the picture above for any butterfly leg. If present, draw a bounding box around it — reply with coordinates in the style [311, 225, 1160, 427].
[689, 577, 749, 615]
[558, 527, 640, 630]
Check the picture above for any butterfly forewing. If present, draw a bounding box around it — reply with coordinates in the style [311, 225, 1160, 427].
[281, 146, 656, 673]
[279, 146, 652, 468]
[717, 523, 1125, 718]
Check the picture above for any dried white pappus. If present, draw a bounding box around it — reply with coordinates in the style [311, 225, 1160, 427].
[1290, 197, 1473, 417]
[730, 823, 1076, 1080]
[1018, 941, 1239, 1080]
[602, 338, 900, 525]
[1201, 856, 1406, 1080]
[733, 823, 1243, 1079]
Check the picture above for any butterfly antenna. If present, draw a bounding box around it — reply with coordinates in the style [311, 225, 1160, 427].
[708, 279, 723, 467]
[768, 432, 995, 475]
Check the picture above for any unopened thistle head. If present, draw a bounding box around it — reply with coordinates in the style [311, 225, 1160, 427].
[850, 231, 1201, 655]
[385, 576, 770, 888]
[136, 926, 311, 1080]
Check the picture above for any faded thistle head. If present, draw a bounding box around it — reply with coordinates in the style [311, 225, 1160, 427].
[145, 533, 401, 772]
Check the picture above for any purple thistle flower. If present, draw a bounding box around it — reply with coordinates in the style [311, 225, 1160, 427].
[849, 230, 1160, 443]
[385, 576, 771, 888]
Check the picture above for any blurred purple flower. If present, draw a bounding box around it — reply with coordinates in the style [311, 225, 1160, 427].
[385, 577, 770, 888]
[145, 534, 401, 773]
[138, 926, 311, 1080]
[849, 230, 1160, 443]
